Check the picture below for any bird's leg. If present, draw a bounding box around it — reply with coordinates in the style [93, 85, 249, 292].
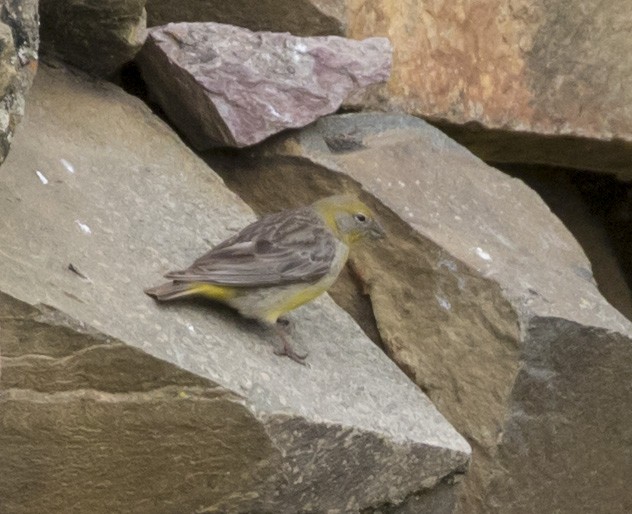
[276, 316, 291, 329]
[272, 322, 308, 365]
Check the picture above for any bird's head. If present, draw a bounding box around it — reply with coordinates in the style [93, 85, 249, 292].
[313, 194, 385, 245]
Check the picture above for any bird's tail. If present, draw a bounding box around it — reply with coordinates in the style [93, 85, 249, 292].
[144, 281, 195, 301]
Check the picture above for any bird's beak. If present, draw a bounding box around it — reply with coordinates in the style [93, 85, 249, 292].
[369, 219, 386, 239]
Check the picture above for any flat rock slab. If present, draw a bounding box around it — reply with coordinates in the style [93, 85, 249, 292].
[137, 22, 391, 148]
[346, 0, 632, 179]
[0, 65, 469, 513]
[212, 113, 632, 514]
[145, 0, 347, 36]
[0, 0, 38, 166]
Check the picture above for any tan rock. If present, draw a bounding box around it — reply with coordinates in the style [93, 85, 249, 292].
[0, 66, 469, 513]
[39, 0, 147, 77]
[145, 0, 346, 36]
[210, 113, 632, 514]
[346, 0, 632, 179]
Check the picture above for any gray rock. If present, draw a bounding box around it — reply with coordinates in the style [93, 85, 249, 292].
[0, 65, 469, 513]
[212, 112, 632, 514]
[39, 0, 147, 77]
[146, 0, 347, 36]
[136, 22, 391, 148]
[0, 0, 38, 166]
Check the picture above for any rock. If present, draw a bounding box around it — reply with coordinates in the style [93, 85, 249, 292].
[346, 0, 632, 179]
[146, 0, 346, 36]
[0, 65, 469, 513]
[39, 0, 147, 77]
[136, 22, 392, 149]
[0, 0, 38, 166]
[209, 113, 632, 514]
[498, 165, 632, 321]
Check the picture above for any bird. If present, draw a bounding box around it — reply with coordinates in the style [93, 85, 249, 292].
[144, 194, 385, 363]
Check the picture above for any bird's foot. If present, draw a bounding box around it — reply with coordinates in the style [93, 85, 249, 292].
[273, 323, 308, 365]
[274, 343, 308, 365]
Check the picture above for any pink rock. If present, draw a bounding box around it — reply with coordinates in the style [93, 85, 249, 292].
[137, 22, 391, 148]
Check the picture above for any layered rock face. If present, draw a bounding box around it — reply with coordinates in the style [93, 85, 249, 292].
[208, 113, 632, 514]
[4, 2, 632, 513]
[0, 0, 38, 166]
[0, 65, 469, 514]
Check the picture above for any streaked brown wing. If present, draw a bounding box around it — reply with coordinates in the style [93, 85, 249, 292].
[165, 206, 337, 287]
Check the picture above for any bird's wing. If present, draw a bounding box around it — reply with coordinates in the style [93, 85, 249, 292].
[165, 207, 338, 287]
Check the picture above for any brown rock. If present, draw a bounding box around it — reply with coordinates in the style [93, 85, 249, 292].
[209, 112, 632, 514]
[146, 0, 346, 36]
[0, 65, 469, 514]
[39, 0, 147, 77]
[346, 0, 632, 179]
[0, 0, 38, 167]
[136, 22, 391, 148]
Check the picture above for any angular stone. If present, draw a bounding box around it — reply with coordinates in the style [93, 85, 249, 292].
[210, 113, 632, 514]
[0, 0, 38, 166]
[499, 166, 632, 321]
[0, 65, 469, 513]
[137, 22, 391, 148]
[146, 0, 346, 36]
[346, 0, 632, 179]
[39, 0, 147, 77]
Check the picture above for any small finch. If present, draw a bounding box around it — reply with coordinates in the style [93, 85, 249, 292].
[145, 194, 385, 363]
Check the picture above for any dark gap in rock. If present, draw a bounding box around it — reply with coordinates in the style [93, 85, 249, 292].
[494, 162, 632, 321]
[113, 61, 174, 131]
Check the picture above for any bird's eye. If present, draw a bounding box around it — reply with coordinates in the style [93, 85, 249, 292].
[354, 213, 367, 223]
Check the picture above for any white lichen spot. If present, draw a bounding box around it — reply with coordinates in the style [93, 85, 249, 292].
[436, 294, 451, 311]
[404, 206, 410, 211]
[454, 215, 462, 221]
[408, 212, 414, 218]
[267, 104, 282, 119]
[387, 181, 392, 187]
[376, 177, 382, 183]
[415, 180, 420, 186]
[187, 324, 195, 334]
[398, 180, 406, 187]
[475, 247, 492, 261]
[75, 220, 92, 235]
[295, 43, 308, 53]
[60, 158, 75, 173]
[35, 170, 48, 185]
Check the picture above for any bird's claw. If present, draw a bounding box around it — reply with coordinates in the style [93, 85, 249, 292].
[274, 344, 308, 365]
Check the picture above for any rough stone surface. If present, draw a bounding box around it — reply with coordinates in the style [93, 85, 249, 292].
[0, 0, 38, 166]
[39, 0, 147, 77]
[346, 0, 632, 179]
[0, 65, 469, 513]
[499, 165, 632, 321]
[136, 22, 391, 148]
[209, 113, 632, 514]
[146, 0, 346, 36]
